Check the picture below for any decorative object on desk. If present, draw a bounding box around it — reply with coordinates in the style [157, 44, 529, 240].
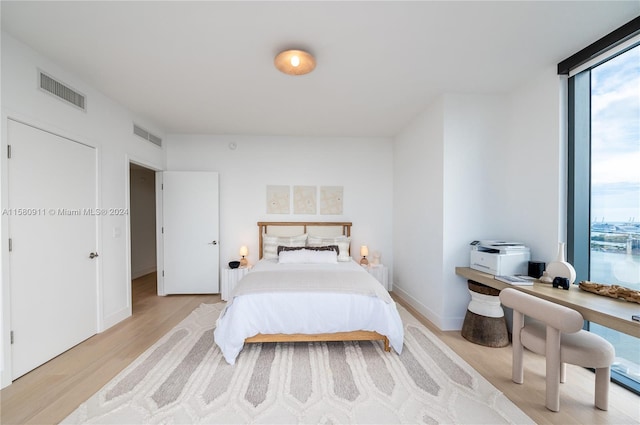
[239, 246, 248, 267]
[579, 281, 640, 304]
[371, 250, 381, 265]
[539, 271, 553, 284]
[552, 276, 570, 290]
[359, 245, 369, 266]
[545, 242, 576, 284]
[228, 261, 240, 269]
[528, 261, 545, 278]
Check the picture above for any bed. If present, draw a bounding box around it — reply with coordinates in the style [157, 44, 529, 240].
[214, 221, 404, 364]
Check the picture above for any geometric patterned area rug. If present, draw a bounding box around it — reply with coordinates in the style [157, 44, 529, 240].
[62, 303, 534, 424]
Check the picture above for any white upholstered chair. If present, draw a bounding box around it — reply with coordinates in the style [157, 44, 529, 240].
[499, 288, 615, 412]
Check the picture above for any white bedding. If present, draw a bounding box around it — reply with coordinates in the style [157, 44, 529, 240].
[214, 259, 404, 364]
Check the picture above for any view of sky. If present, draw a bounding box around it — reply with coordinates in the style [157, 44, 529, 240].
[588, 44, 639, 388]
[591, 44, 640, 223]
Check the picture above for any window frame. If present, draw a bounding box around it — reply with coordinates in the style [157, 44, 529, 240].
[566, 70, 591, 281]
[564, 17, 640, 396]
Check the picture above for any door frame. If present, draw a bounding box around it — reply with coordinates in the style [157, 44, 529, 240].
[125, 156, 164, 305]
[1, 115, 102, 388]
[155, 171, 165, 295]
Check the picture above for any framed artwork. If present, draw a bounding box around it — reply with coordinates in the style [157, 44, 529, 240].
[320, 186, 343, 215]
[293, 186, 317, 214]
[266, 185, 290, 214]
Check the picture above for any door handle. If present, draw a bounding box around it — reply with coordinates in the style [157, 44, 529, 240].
[89, 252, 99, 259]
[208, 241, 218, 245]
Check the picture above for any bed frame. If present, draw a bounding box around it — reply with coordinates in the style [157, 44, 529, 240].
[244, 221, 391, 352]
[257, 221, 352, 259]
[245, 331, 390, 351]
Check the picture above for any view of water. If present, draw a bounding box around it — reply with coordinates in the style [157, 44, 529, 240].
[590, 249, 640, 291]
[588, 247, 640, 383]
[588, 42, 639, 388]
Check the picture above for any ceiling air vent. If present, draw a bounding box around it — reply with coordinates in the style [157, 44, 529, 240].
[38, 70, 86, 111]
[133, 124, 162, 147]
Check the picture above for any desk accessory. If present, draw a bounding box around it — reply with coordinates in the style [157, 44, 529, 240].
[495, 275, 534, 286]
[539, 271, 553, 284]
[552, 276, 570, 290]
[546, 242, 576, 284]
[528, 261, 545, 278]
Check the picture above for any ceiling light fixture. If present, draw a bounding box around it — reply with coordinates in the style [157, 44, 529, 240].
[274, 49, 316, 75]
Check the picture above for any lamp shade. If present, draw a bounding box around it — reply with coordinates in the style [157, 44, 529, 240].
[360, 246, 369, 257]
[274, 49, 316, 75]
[239, 246, 248, 257]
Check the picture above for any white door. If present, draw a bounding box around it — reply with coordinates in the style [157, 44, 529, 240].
[162, 171, 219, 294]
[7, 120, 98, 379]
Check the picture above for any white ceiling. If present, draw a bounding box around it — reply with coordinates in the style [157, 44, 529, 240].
[2, 1, 639, 138]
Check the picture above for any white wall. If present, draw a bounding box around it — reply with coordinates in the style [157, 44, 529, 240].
[502, 66, 567, 261]
[441, 94, 509, 325]
[165, 134, 394, 279]
[393, 94, 509, 329]
[392, 97, 445, 323]
[392, 68, 567, 330]
[130, 166, 157, 279]
[1, 33, 164, 387]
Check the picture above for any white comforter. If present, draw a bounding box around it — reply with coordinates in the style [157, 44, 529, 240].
[214, 259, 404, 364]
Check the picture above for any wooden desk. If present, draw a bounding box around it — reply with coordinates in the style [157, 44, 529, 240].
[456, 267, 640, 338]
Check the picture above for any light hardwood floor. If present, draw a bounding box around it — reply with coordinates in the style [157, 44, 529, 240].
[394, 296, 640, 425]
[1, 275, 638, 424]
[1, 273, 218, 425]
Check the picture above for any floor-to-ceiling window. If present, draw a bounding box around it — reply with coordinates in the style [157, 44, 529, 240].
[589, 43, 640, 391]
[566, 27, 639, 393]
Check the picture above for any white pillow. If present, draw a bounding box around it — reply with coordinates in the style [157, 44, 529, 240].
[262, 234, 307, 260]
[307, 235, 351, 262]
[278, 248, 338, 264]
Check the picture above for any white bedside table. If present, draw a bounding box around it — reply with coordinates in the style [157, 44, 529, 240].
[366, 264, 389, 291]
[221, 267, 250, 301]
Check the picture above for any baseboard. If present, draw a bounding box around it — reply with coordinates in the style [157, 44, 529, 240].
[392, 285, 465, 331]
[131, 266, 157, 280]
[101, 306, 131, 332]
[1, 370, 10, 389]
[442, 314, 465, 331]
[391, 285, 443, 327]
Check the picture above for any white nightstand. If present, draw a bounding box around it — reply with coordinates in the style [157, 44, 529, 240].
[221, 267, 250, 301]
[366, 264, 390, 291]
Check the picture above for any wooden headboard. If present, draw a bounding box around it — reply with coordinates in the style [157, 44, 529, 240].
[257, 221, 352, 259]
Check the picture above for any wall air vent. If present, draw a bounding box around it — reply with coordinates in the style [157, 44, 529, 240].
[38, 70, 86, 111]
[133, 124, 162, 147]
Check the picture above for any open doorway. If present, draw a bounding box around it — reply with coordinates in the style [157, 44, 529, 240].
[129, 163, 158, 312]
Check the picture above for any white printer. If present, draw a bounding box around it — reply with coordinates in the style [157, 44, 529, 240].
[469, 240, 530, 276]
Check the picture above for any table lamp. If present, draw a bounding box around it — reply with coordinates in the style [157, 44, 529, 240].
[239, 246, 248, 267]
[360, 245, 369, 266]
